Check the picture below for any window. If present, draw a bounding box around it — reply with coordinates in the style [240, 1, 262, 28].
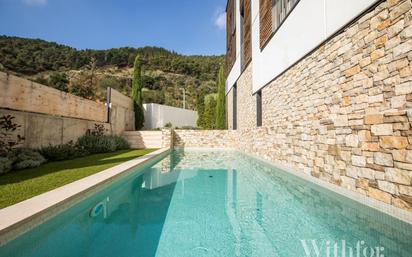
[260, 0, 300, 48]
[271, 0, 299, 33]
[256, 90, 262, 127]
[233, 84, 237, 130]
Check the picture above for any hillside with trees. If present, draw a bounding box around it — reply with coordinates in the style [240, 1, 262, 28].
[0, 36, 225, 128]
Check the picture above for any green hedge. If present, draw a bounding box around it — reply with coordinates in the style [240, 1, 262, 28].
[0, 135, 130, 175]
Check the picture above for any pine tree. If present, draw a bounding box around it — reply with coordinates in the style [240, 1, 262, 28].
[215, 65, 226, 129]
[70, 57, 97, 100]
[132, 55, 145, 130]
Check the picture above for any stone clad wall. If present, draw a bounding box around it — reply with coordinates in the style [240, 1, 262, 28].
[236, 65, 257, 130]
[224, 0, 412, 211]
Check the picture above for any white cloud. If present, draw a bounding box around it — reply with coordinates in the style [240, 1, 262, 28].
[213, 8, 226, 30]
[23, 0, 48, 6]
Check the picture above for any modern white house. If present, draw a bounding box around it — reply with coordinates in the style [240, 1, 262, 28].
[225, 0, 412, 211]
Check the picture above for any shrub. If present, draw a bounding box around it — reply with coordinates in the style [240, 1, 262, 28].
[176, 126, 198, 130]
[40, 142, 88, 161]
[77, 135, 116, 154]
[9, 148, 46, 170]
[48, 72, 69, 92]
[77, 135, 130, 154]
[0, 157, 13, 174]
[111, 135, 130, 150]
[0, 114, 25, 155]
[90, 124, 105, 136]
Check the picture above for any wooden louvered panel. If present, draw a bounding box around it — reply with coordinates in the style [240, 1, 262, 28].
[242, 0, 252, 68]
[259, 0, 272, 49]
[226, 0, 237, 76]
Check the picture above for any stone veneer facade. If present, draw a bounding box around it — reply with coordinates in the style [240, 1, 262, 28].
[180, 0, 412, 211]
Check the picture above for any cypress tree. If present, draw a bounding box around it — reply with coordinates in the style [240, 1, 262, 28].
[215, 65, 226, 129]
[204, 94, 217, 129]
[132, 55, 145, 130]
[196, 92, 206, 128]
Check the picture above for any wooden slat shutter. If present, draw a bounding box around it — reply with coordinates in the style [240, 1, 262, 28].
[259, 0, 272, 48]
[226, 0, 237, 76]
[243, 0, 252, 67]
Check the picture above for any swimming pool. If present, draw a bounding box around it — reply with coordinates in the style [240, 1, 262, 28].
[0, 149, 411, 257]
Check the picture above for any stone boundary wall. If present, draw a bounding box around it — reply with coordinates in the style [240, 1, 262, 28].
[0, 72, 107, 122]
[224, 0, 412, 211]
[173, 130, 236, 148]
[162, 129, 173, 148]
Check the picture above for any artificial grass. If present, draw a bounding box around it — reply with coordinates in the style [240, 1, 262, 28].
[0, 149, 156, 209]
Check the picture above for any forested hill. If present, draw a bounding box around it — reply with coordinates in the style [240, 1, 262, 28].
[0, 36, 224, 127]
[0, 35, 223, 81]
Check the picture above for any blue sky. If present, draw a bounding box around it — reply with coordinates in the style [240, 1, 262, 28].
[0, 0, 227, 55]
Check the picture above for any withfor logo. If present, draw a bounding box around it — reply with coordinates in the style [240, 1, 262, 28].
[300, 240, 384, 257]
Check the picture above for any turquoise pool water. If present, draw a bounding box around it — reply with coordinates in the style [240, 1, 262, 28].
[1, 149, 411, 257]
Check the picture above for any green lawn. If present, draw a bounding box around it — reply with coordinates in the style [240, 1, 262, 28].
[0, 149, 156, 209]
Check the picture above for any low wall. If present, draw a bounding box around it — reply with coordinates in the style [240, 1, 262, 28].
[125, 129, 236, 150]
[0, 72, 134, 148]
[173, 130, 236, 148]
[143, 103, 198, 129]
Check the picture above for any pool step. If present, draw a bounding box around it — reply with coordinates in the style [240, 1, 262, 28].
[123, 131, 163, 149]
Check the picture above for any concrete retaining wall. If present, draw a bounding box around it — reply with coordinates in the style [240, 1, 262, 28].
[109, 88, 135, 134]
[0, 72, 107, 122]
[0, 109, 110, 149]
[0, 72, 134, 148]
